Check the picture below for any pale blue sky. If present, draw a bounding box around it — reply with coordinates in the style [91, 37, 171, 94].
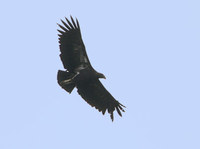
[0, 0, 200, 149]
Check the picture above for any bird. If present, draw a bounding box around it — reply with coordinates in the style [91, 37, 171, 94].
[57, 16, 125, 121]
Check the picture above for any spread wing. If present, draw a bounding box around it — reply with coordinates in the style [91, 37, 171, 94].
[76, 79, 125, 121]
[57, 16, 91, 72]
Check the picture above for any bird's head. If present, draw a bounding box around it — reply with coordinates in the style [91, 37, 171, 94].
[97, 73, 106, 79]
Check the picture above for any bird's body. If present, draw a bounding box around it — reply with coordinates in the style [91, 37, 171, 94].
[57, 16, 125, 121]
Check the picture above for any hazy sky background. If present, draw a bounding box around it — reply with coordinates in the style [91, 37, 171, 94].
[0, 0, 200, 149]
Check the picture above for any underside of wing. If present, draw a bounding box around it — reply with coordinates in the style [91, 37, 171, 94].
[76, 79, 125, 121]
[57, 16, 91, 72]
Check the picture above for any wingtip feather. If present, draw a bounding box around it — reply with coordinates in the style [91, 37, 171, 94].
[57, 24, 68, 32]
[57, 29, 64, 34]
[76, 18, 80, 29]
[70, 16, 77, 28]
[102, 109, 106, 115]
[61, 19, 71, 30]
[110, 113, 114, 122]
[65, 17, 75, 29]
[116, 107, 122, 117]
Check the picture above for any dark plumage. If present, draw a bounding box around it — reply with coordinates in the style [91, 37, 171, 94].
[57, 16, 125, 121]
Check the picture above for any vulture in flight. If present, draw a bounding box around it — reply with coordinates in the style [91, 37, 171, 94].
[57, 16, 125, 121]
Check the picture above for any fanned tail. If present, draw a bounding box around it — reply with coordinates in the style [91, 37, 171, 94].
[57, 70, 76, 93]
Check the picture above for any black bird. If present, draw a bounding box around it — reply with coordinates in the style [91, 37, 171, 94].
[57, 16, 125, 121]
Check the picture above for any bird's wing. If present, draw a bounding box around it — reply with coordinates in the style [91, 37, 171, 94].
[76, 79, 125, 121]
[57, 16, 91, 72]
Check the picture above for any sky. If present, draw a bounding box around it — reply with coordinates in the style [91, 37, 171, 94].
[0, 0, 200, 149]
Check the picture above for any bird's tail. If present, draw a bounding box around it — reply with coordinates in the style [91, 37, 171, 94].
[57, 70, 76, 93]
